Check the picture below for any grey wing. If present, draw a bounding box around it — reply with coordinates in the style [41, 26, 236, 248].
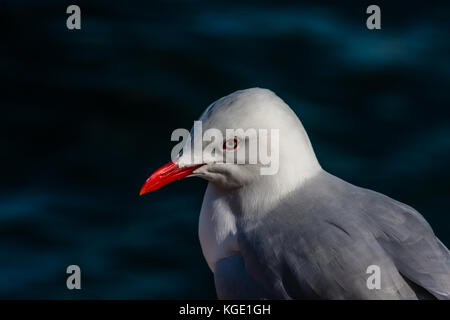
[233, 171, 449, 300]
[214, 254, 273, 299]
[238, 213, 419, 300]
[236, 172, 450, 300]
[366, 193, 450, 300]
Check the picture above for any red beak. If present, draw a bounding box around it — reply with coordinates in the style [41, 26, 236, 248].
[139, 159, 203, 195]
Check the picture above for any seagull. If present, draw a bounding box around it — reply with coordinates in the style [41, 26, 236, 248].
[140, 88, 450, 300]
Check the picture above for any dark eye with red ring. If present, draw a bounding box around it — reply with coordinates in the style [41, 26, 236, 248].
[223, 138, 238, 150]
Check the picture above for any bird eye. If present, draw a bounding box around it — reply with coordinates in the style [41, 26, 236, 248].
[223, 138, 238, 150]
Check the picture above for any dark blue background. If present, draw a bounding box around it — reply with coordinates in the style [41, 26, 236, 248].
[1, 0, 449, 298]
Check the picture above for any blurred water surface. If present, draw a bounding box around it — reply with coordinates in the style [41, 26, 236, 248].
[0, 0, 449, 298]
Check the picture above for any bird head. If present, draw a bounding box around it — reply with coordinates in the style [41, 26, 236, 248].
[140, 88, 321, 196]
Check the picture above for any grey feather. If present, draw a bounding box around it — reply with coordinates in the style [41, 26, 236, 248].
[214, 254, 273, 299]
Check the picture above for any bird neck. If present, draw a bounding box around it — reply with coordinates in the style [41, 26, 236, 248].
[240, 163, 322, 218]
[212, 154, 322, 220]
